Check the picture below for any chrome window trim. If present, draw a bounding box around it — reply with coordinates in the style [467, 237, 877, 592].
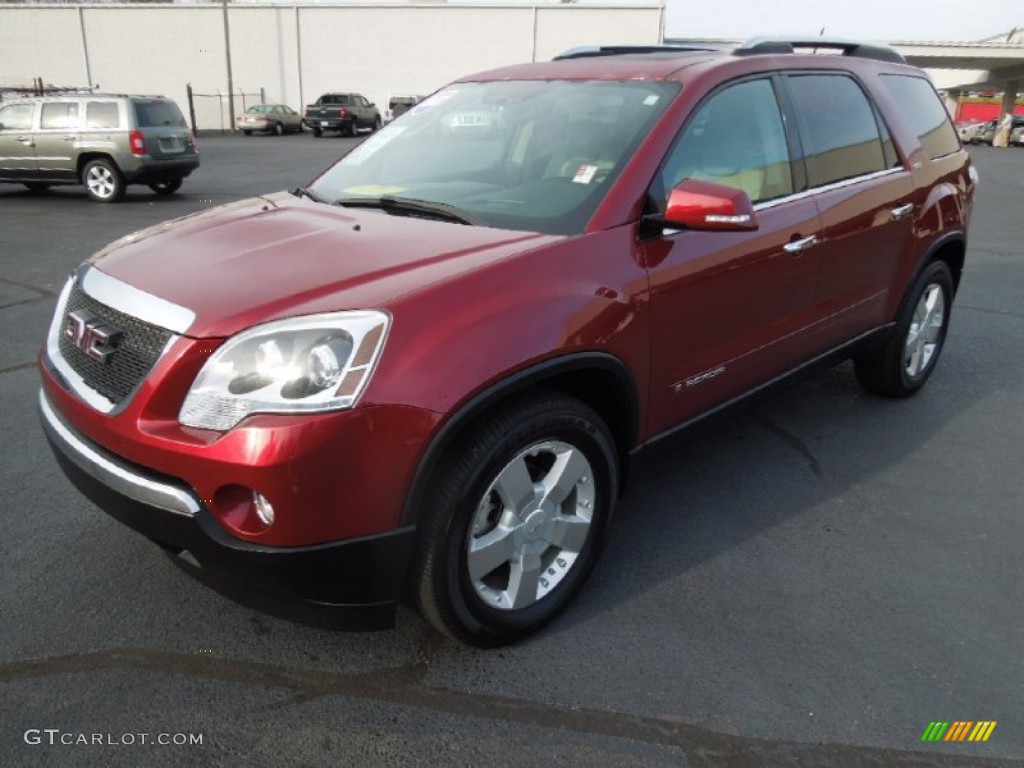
[38, 390, 199, 518]
[81, 265, 195, 335]
[45, 273, 179, 414]
[754, 167, 906, 211]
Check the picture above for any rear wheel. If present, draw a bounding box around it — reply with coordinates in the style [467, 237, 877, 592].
[149, 179, 182, 196]
[345, 119, 358, 137]
[243, 129, 253, 136]
[312, 127, 322, 138]
[371, 116, 382, 132]
[414, 392, 618, 646]
[82, 159, 125, 203]
[855, 260, 954, 397]
[273, 122, 284, 136]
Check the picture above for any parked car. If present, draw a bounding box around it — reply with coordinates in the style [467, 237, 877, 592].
[967, 116, 1024, 145]
[236, 104, 304, 136]
[1011, 124, 1024, 146]
[956, 120, 981, 143]
[388, 95, 423, 121]
[39, 37, 975, 646]
[304, 93, 381, 137]
[968, 119, 998, 145]
[0, 94, 198, 201]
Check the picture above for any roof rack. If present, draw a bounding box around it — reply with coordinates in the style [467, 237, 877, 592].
[554, 44, 715, 61]
[734, 36, 907, 64]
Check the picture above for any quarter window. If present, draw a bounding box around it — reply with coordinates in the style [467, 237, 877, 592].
[0, 103, 34, 131]
[86, 102, 120, 129]
[879, 75, 960, 159]
[786, 74, 887, 187]
[41, 102, 79, 130]
[657, 78, 793, 207]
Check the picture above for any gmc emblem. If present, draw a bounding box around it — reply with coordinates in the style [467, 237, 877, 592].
[64, 310, 122, 364]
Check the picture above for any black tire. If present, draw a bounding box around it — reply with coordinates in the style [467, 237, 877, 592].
[414, 391, 618, 646]
[148, 179, 182, 196]
[371, 116, 382, 132]
[81, 158, 125, 203]
[346, 118, 358, 137]
[23, 182, 51, 193]
[243, 129, 253, 136]
[855, 260, 954, 397]
[312, 127, 322, 138]
[273, 122, 284, 136]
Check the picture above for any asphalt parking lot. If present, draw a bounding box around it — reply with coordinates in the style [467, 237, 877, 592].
[1, 136, 1021, 768]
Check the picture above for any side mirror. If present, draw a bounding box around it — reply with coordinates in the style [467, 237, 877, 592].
[368, 102, 375, 108]
[648, 178, 758, 232]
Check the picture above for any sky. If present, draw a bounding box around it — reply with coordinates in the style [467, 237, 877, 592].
[663, 0, 1022, 43]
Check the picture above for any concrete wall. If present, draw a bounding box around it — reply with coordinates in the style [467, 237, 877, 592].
[0, 3, 662, 130]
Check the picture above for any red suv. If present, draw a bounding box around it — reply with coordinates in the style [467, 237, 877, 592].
[39, 38, 976, 645]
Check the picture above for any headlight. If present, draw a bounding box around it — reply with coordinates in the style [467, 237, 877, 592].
[179, 311, 390, 431]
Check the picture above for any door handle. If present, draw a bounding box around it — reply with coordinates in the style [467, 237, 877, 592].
[891, 203, 915, 220]
[784, 234, 818, 254]
[15, 136, 34, 146]
[62, 135, 76, 142]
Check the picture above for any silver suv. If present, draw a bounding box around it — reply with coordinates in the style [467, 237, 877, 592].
[0, 94, 199, 202]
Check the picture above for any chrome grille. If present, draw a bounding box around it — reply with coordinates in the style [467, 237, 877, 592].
[57, 283, 172, 404]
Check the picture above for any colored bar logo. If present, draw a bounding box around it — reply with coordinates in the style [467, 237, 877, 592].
[921, 721, 997, 742]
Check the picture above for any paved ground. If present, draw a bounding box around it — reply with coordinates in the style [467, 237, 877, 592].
[0, 137, 1021, 768]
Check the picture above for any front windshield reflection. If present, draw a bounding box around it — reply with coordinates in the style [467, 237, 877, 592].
[309, 80, 679, 235]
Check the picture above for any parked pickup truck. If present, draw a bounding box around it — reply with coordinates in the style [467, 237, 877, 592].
[304, 93, 381, 137]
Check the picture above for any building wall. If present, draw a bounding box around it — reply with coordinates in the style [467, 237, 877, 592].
[0, 3, 662, 130]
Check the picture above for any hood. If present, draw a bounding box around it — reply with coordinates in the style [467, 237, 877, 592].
[88, 192, 558, 338]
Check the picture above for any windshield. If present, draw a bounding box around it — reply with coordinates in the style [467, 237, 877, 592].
[309, 80, 679, 235]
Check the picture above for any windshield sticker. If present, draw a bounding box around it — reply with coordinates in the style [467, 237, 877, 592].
[573, 165, 598, 185]
[642, 94, 660, 107]
[343, 185, 408, 197]
[343, 125, 407, 166]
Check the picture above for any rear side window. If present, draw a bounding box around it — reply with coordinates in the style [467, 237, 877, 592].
[41, 102, 79, 130]
[657, 78, 793, 206]
[86, 101, 120, 129]
[133, 100, 186, 128]
[879, 75, 959, 159]
[786, 74, 887, 187]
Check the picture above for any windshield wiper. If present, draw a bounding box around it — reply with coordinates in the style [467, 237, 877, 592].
[290, 186, 329, 204]
[333, 196, 484, 226]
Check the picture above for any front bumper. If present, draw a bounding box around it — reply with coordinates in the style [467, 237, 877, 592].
[38, 389, 416, 627]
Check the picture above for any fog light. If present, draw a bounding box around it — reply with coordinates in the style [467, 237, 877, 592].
[253, 492, 275, 526]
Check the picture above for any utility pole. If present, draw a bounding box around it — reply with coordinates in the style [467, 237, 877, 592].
[222, 0, 235, 130]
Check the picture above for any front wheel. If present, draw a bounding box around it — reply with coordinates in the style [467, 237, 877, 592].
[414, 392, 618, 646]
[82, 158, 125, 202]
[273, 122, 284, 136]
[855, 260, 954, 397]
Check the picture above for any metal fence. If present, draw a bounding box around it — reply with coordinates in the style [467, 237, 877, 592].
[186, 86, 266, 133]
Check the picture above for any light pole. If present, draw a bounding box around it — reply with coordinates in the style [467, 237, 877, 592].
[222, 0, 236, 130]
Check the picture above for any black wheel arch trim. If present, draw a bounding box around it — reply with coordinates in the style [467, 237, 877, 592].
[399, 351, 638, 526]
[917, 229, 966, 292]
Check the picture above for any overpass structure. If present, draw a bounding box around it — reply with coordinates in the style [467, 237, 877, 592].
[667, 34, 1024, 120]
